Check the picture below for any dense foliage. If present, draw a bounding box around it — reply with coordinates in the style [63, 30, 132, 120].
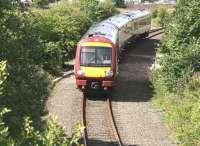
[152, 0, 200, 145]
[33, 0, 49, 6]
[30, 5, 91, 75]
[79, 0, 118, 22]
[155, 0, 200, 92]
[0, 0, 117, 145]
[112, 0, 125, 7]
[0, 5, 52, 136]
[141, 0, 154, 2]
[0, 62, 82, 145]
[152, 6, 170, 27]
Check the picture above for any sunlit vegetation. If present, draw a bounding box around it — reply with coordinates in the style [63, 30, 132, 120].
[0, 0, 117, 145]
[151, 5, 171, 27]
[152, 0, 200, 145]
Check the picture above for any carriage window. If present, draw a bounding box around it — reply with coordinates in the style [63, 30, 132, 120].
[80, 46, 112, 67]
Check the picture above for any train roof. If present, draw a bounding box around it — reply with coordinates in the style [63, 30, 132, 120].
[123, 10, 150, 19]
[104, 14, 132, 29]
[104, 10, 150, 29]
[83, 10, 150, 44]
[83, 21, 118, 44]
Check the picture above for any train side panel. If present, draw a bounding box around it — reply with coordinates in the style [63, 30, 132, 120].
[118, 11, 151, 50]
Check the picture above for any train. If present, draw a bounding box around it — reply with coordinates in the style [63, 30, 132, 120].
[74, 10, 151, 91]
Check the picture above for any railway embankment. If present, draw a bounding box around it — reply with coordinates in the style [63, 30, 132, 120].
[150, 1, 200, 146]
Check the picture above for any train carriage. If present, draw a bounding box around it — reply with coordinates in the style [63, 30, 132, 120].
[74, 10, 151, 90]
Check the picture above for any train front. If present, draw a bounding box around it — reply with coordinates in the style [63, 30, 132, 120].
[74, 37, 116, 90]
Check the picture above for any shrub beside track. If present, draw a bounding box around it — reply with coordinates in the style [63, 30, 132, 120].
[151, 0, 200, 145]
[0, 1, 117, 145]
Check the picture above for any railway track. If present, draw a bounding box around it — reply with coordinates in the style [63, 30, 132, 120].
[79, 28, 164, 146]
[149, 27, 164, 33]
[148, 27, 165, 38]
[80, 93, 123, 146]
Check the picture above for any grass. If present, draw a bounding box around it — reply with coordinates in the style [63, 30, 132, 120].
[65, 59, 75, 66]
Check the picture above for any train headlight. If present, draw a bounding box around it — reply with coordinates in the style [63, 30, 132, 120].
[77, 70, 85, 76]
[106, 71, 113, 77]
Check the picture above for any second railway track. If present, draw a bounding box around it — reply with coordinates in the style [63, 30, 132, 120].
[81, 93, 123, 146]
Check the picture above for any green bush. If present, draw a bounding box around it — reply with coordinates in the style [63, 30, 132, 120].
[0, 62, 82, 146]
[0, 108, 14, 146]
[78, 0, 118, 23]
[0, 62, 14, 145]
[152, 8, 158, 18]
[33, 0, 48, 6]
[15, 117, 83, 146]
[0, 0, 117, 144]
[155, 0, 200, 92]
[30, 5, 91, 75]
[0, 7, 53, 136]
[152, 0, 200, 145]
[152, 6, 170, 27]
[112, 0, 125, 7]
[0, 61, 7, 95]
[152, 77, 200, 146]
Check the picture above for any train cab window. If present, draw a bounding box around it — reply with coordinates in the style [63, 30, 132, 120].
[80, 46, 112, 67]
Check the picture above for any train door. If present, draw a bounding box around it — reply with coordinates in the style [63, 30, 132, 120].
[113, 33, 119, 78]
[118, 26, 126, 50]
[116, 31, 122, 62]
[116, 46, 119, 77]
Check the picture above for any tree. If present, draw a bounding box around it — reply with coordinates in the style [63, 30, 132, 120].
[141, 0, 156, 3]
[112, 0, 124, 7]
[157, 0, 200, 91]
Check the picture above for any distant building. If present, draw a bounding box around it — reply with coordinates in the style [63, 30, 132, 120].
[20, 0, 32, 6]
[124, 0, 142, 4]
[68, 0, 175, 4]
[98, 0, 106, 2]
[155, 0, 176, 4]
[68, 0, 143, 4]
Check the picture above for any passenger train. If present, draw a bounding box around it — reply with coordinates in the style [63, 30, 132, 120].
[74, 10, 151, 90]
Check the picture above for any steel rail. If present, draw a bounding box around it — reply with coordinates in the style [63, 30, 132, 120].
[80, 93, 88, 146]
[149, 27, 164, 33]
[105, 97, 123, 146]
[148, 28, 165, 39]
[80, 93, 123, 146]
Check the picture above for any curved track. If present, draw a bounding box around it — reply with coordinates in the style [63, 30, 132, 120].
[81, 93, 123, 146]
[79, 28, 165, 146]
[47, 27, 177, 146]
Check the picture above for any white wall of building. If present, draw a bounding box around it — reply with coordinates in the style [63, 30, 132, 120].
[124, 0, 142, 4]
[67, 0, 142, 4]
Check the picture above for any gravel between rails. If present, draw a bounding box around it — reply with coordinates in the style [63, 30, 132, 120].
[85, 98, 115, 146]
[46, 30, 177, 146]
